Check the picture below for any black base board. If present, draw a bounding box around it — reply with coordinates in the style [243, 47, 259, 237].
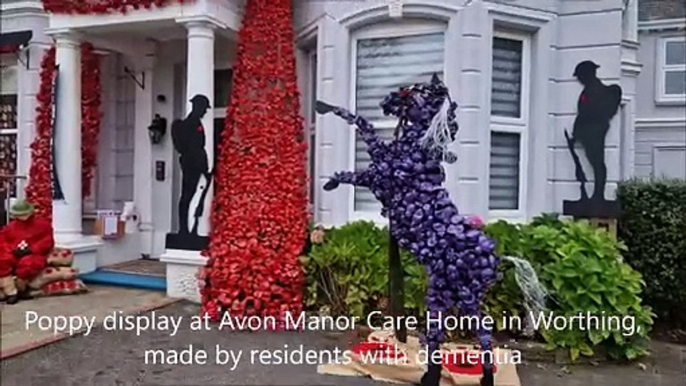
[165, 233, 209, 251]
[563, 199, 619, 219]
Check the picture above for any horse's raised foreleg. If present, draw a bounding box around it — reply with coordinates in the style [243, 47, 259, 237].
[316, 101, 384, 160]
[323, 169, 372, 191]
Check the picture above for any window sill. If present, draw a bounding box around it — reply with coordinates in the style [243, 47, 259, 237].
[654, 97, 686, 106]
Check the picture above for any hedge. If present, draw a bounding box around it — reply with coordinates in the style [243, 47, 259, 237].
[617, 178, 686, 328]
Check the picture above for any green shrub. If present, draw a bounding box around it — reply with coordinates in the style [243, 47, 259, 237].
[303, 221, 426, 318]
[485, 216, 654, 361]
[305, 217, 653, 361]
[617, 178, 686, 328]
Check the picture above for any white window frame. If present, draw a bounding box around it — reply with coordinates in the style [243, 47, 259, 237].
[655, 36, 686, 105]
[488, 30, 531, 220]
[305, 49, 317, 214]
[0, 57, 19, 199]
[348, 21, 447, 224]
[213, 67, 233, 119]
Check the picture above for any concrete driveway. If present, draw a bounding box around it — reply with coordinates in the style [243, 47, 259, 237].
[1, 301, 684, 386]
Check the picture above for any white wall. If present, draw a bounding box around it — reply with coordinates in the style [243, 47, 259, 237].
[293, 0, 629, 225]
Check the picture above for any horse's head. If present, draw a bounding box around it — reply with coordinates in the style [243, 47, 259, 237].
[380, 74, 459, 162]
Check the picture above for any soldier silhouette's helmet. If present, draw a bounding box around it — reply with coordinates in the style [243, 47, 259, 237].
[190, 94, 211, 110]
[573, 61, 600, 79]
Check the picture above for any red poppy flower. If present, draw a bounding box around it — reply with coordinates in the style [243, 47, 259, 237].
[442, 350, 498, 375]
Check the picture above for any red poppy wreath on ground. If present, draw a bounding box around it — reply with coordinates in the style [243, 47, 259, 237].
[200, 0, 309, 325]
[41, 0, 189, 14]
[25, 44, 103, 221]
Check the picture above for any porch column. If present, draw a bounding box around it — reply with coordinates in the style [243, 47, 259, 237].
[133, 50, 157, 256]
[184, 20, 215, 237]
[52, 32, 82, 242]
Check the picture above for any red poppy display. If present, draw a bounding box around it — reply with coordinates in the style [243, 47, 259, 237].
[25, 44, 102, 221]
[81, 42, 102, 198]
[200, 0, 308, 325]
[25, 47, 57, 221]
[42, 0, 188, 14]
[442, 350, 498, 376]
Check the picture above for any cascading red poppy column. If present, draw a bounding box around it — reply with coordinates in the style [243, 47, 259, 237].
[80, 43, 102, 199]
[25, 47, 57, 222]
[200, 0, 308, 324]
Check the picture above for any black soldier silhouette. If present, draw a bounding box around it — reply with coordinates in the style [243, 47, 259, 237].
[171, 94, 213, 236]
[564, 60, 622, 205]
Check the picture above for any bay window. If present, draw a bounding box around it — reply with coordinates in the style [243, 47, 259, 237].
[656, 36, 686, 104]
[352, 26, 445, 217]
[488, 33, 530, 214]
[0, 57, 18, 199]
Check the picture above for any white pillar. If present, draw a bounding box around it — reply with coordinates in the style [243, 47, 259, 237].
[184, 21, 215, 237]
[623, 0, 639, 43]
[52, 33, 82, 243]
[133, 53, 156, 256]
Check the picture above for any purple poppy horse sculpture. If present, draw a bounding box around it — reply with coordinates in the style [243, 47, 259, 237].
[316, 74, 500, 386]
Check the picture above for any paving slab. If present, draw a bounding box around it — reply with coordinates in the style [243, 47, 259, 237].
[1, 285, 175, 359]
[1, 301, 684, 386]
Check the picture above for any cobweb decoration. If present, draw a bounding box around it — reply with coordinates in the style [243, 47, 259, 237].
[502, 256, 548, 334]
[420, 97, 453, 161]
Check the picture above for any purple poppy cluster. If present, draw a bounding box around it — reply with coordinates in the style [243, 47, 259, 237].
[317, 74, 500, 386]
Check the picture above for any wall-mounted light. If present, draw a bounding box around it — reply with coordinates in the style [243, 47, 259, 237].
[148, 114, 167, 144]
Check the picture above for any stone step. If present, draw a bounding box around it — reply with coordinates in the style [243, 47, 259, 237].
[79, 270, 166, 291]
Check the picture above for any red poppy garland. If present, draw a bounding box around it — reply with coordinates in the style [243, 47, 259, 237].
[25, 44, 102, 221]
[81, 43, 102, 198]
[42, 0, 189, 14]
[201, 0, 309, 326]
[25, 47, 57, 221]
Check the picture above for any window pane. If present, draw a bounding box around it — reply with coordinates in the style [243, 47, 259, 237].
[0, 132, 17, 197]
[214, 69, 233, 108]
[354, 32, 445, 212]
[491, 37, 523, 118]
[489, 132, 520, 210]
[665, 70, 686, 95]
[0, 64, 18, 95]
[0, 95, 17, 130]
[666, 41, 686, 66]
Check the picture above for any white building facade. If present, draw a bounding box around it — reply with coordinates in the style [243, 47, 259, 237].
[635, 0, 686, 179]
[2, 0, 668, 301]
